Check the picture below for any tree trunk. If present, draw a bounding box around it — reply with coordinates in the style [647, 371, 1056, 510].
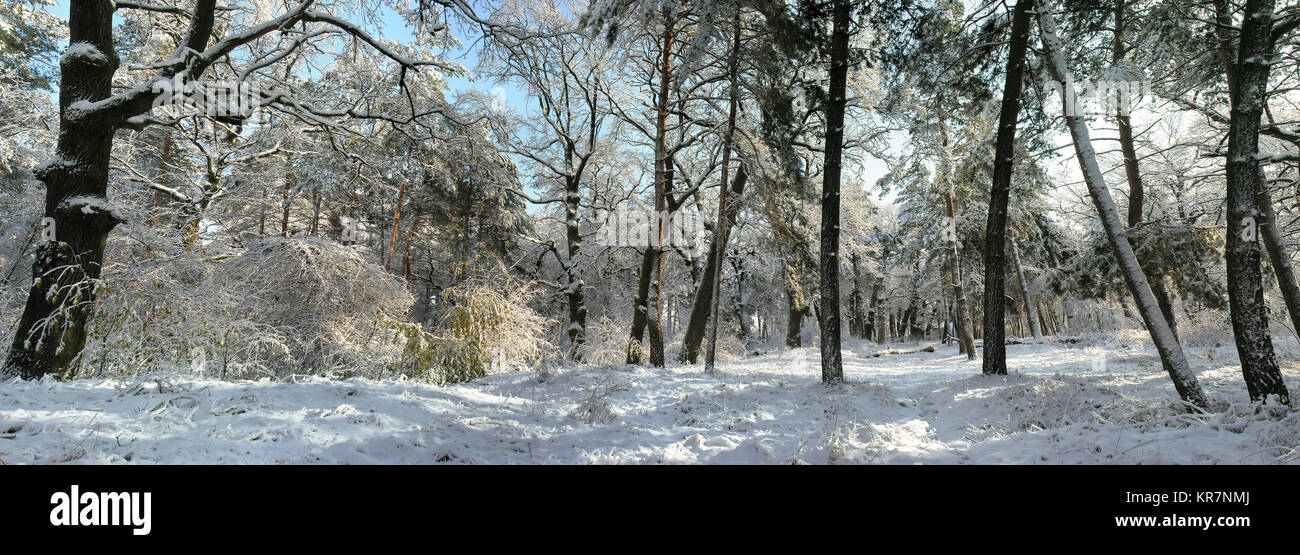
[310, 188, 322, 237]
[731, 255, 750, 339]
[281, 170, 294, 238]
[643, 8, 675, 369]
[1010, 239, 1042, 339]
[386, 177, 407, 270]
[626, 247, 655, 364]
[1258, 186, 1300, 338]
[817, 0, 850, 384]
[785, 268, 805, 348]
[1115, 0, 1180, 342]
[1214, 0, 1300, 352]
[562, 173, 588, 361]
[981, 0, 1034, 375]
[704, 7, 744, 373]
[945, 193, 978, 358]
[681, 166, 747, 363]
[866, 274, 881, 341]
[1223, 0, 1290, 404]
[1037, 2, 1209, 408]
[3, 0, 127, 378]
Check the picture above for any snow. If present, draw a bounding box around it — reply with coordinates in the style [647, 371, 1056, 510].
[2, 337, 1297, 464]
[62, 42, 109, 65]
[57, 195, 125, 221]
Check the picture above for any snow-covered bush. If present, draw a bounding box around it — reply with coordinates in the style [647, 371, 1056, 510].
[77, 238, 411, 379]
[380, 273, 551, 383]
[217, 238, 412, 374]
[582, 315, 632, 366]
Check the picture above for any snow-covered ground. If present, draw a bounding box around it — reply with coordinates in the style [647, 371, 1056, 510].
[3, 333, 1299, 464]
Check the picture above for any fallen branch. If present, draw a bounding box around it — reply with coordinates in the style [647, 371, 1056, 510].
[870, 345, 936, 357]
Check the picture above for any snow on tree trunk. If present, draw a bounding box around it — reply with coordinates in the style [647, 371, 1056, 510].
[1223, 0, 1290, 405]
[945, 193, 977, 358]
[1010, 239, 1041, 340]
[1037, 1, 1209, 409]
[681, 166, 747, 364]
[981, 0, 1034, 376]
[3, 0, 126, 379]
[626, 247, 655, 364]
[1213, 0, 1300, 361]
[564, 176, 588, 361]
[817, 0, 850, 385]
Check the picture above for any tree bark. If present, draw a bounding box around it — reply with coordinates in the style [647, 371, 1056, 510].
[626, 247, 655, 364]
[1010, 238, 1042, 339]
[1223, 0, 1290, 404]
[563, 174, 588, 361]
[3, 0, 127, 378]
[785, 266, 805, 348]
[866, 274, 881, 341]
[281, 170, 295, 238]
[705, 9, 744, 372]
[385, 177, 406, 270]
[644, 7, 675, 368]
[945, 193, 978, 358]
[681, 166, 747, 364]
[1257, 185, 1300, 338]
[1214, 0, 1300, 352]
[817, 0, 850, 384]
[981, 0, 1034, 375]
[1037, 1, 1210, 408]
[1115, 0, 1179, 342]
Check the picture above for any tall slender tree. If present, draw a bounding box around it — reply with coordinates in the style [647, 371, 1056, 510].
[1037, 0, 1209, 408]
[1222, 0, 1291, 405]
[981, 0, 1034, 376]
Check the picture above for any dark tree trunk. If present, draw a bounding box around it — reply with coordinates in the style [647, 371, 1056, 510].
[866, 274, 881, 342]
[981, 0, 1034, 375]
[1115, 0, 1179, 342]
[282, 171, 295, 239]
[681, 166, 747, 363]
[785, 275, 805, 348]
[626, 248, 655, 364]
[817, 0, 850, 384]
[3, 0, 126, 378]
[563, 175, 587, 361]
[1223, 0, 1290, 404]
[1215, 0, 1300, 352]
